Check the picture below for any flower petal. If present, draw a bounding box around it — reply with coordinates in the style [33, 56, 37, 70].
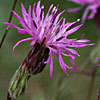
[50, 53, 53, 79]
[13, 38, 33, 51]
[65, 48, 80, 57]
[65, 24, 82, 36]
[58, 53, 69, 76]
[67, 51, 77, 71]
[67, 7, 82, 12]
[3, 22, 27, 34]
[29, 40, 36, 46]
[21, 3, 28, 24]
[82, 6, 90, 23]
[12, 10, 25, 23]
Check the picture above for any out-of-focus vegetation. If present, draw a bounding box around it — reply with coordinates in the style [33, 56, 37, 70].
[0, 0, 100, 100]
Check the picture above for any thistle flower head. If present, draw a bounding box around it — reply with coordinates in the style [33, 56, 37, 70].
[4, 1, 93, 78]
[68, 0, 100, 23]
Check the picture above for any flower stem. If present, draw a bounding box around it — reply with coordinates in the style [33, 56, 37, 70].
[86, 66, 98, 100]
[52, 75, 65, 100]
[0, 0, 18, 49]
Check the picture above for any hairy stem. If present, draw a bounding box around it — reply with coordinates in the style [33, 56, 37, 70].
[0, 0, 18, 49]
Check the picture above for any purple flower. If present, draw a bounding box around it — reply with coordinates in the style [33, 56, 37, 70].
[97, 57, 100, 66]
[4, 1, 93, 78]
[68, 0, 100, 23]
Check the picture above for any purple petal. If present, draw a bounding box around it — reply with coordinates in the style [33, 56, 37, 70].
[87, 5, 98, 19]
[66, 19, 80, 31]
[3, 22, 27, 34]
[97, 58, 100, 61]
[58, 52, 73, 75]
[65, 48, 80, 57]
[28, 5, 31, 16]
[36, 1, 41, 19]
[44, 56, 50, 64]
[67, 51, 77, 72]
[54, 10, 65, 25]
[44, 4, 53, 21]
[82, 6, 90, 23]
[20, 21, 33, 36]
[65, 24, 82, 36]
[58, 53, 68, 76]
[48, 47, 58, 57]
[67, 7, 82, 12]
[29, 40, 36, 46]
[32, 3, 36, 19]
[98, 64, 100, 66]
[13, 38, 33, 51]
[50, 53, 53, 79]
[81, 33, 85, 39]
[21, 3, 29, 24]
[68, 0, 83, 5]
[76, 39, 90, 43]
[12, 10, 25, 23]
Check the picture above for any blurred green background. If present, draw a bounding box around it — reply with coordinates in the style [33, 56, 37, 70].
[0, 0, 100, 100]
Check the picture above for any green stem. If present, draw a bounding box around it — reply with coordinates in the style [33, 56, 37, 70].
[86, 66, 98, 100]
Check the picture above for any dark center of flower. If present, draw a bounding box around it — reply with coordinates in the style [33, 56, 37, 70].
[22, 38, 49, 75]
